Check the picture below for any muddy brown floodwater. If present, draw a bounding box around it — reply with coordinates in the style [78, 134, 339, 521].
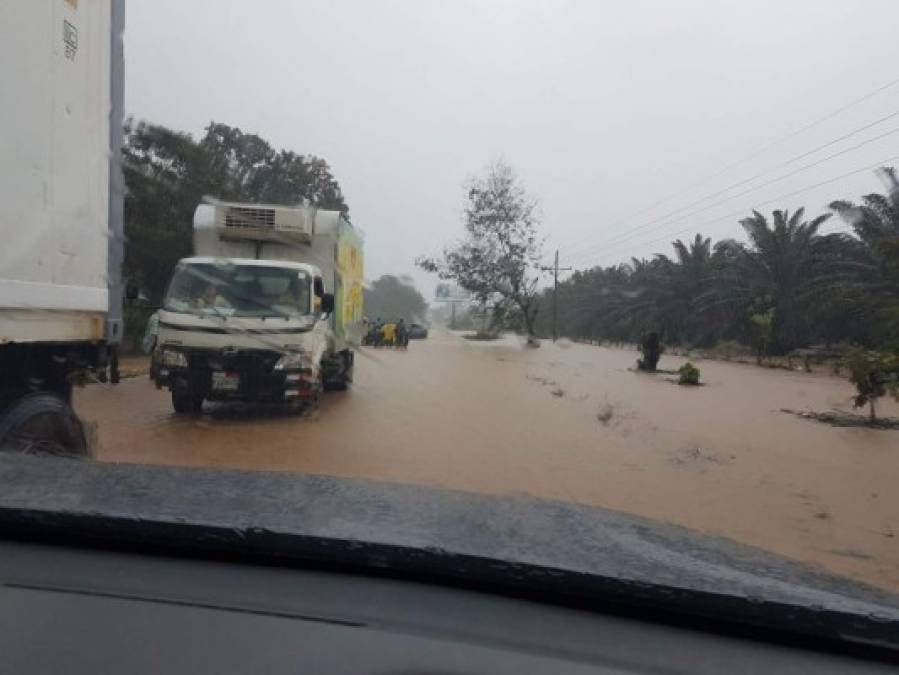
[76, 330, 899, 594]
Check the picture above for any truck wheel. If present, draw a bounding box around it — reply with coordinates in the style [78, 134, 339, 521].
[343, 351, 354, 385]
[0, 392, 88, 457]
[171, 390, 204, 414]
[324, 352, 353, 391]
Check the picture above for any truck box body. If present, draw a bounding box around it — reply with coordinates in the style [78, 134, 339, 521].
[0, 0, 121, 344]
[0, 0, 123, 454]
[332, 218, 364, 347]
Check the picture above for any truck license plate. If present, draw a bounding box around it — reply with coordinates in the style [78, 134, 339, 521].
[212, 371, 240, 391]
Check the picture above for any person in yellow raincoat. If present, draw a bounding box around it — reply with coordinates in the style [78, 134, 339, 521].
[381, 322, 397, 347]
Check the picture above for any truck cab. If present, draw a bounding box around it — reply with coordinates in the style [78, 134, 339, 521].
[154, 258, 331, 412]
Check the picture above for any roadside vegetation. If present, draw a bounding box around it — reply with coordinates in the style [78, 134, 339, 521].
[844, 347, 899, 422]
[538, 169, 899, 356]
[363, 275, 428, 324]
[677, 362, 701, 386]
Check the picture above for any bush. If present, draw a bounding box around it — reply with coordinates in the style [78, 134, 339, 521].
[844, 347, 899, 422]
[677, 362, 701, 385]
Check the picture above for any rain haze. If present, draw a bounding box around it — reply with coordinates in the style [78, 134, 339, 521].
[8, 1, 899, 655]
[125, 0, 899, 296]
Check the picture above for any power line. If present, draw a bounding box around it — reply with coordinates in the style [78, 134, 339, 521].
[561, 108, 899, 258]
[564, 129, 899, 266]
[570, 124, 899, 263]
[553, 76, 899, 254]
[555, 77, 899, 253]
[563, 119, 899, 263]
[568, 154, 899, 271]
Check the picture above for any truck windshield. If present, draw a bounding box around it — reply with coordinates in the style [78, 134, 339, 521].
[163, 263, 312, 318]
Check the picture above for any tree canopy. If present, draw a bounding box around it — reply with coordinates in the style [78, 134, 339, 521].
[418, 161, 543, 336]
[535, 168, 899, 355]
[123, 119, 349, 303]
[363, 275, 429, 323]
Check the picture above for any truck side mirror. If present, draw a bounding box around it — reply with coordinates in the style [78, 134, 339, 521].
[321, 292, 335, 314]
[125, 283, 140, 301]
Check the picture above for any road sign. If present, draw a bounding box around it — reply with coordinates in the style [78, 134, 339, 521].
[434, 283, 470, 303]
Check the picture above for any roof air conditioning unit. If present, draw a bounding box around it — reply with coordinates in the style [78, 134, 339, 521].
[214, 203, 314, 245]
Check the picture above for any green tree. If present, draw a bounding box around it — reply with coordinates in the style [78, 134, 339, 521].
[122, 119, 349, 303]
[844, 347, 899, 422]
[631, 234, 713, 345]
[123, 120, 215, 303]
[418, 161, 544, 337]
[830, 166, 899, 344]
[711, 208, 846, 353]
[364, 275, 428, 322]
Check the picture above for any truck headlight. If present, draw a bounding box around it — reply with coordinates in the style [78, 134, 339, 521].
[274, 351, 311, 371]
[160, 349, 189, 368]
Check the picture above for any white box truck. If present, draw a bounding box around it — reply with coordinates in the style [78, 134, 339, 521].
[151, 201, 364, 413]
[0, 1, 125, 454]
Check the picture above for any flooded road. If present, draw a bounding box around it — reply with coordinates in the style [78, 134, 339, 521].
[76, 331, 899, 594]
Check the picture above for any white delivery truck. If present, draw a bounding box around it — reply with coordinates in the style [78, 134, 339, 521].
[0, 1, 125, 454]
[152, 201, 364, 413]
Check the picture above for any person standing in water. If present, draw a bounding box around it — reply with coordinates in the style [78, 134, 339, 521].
[381, 321, 397, 347]
[396, 318, 408, 349]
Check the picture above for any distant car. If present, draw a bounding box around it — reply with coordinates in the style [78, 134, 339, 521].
[408, 323, 428, 339]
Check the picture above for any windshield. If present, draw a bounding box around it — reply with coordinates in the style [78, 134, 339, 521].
[3, 0, 899, 644]
[163, 263, 312, 318]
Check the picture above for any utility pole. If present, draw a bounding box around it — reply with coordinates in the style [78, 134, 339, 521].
[541, 249, 572, 342]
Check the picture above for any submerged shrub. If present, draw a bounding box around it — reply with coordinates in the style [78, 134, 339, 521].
[678, 362, 701, 385]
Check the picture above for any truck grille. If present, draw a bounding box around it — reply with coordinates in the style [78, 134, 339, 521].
[183, 348, 285, 400]
[191, 348, 281, 372]
[224, 207, 276, 230]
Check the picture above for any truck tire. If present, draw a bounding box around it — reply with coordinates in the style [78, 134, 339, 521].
[171, 390, 204, 414]
[0, 392, 88, 457]
[324, 351, 353, 391]
[343, 351, 354, 385]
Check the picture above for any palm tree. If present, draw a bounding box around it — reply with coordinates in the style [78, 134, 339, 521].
[709, 208, 848, 353]
[672, 234, 712, 276]
[599, 235, 714, 346]
[830, 167, 899, 249]
[670, 234, 713, 344]
[830, 167, 899, 291]
[618, 256, 676, 335]
[828, 167, 899, 342]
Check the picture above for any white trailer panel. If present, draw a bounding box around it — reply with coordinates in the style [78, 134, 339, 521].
[0, 0, 113, 341]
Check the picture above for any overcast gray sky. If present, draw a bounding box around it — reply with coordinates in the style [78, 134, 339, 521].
[126, 0, 899, 298]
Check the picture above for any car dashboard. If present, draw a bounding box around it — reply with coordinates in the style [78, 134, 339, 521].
[0, 540, 893, 675]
